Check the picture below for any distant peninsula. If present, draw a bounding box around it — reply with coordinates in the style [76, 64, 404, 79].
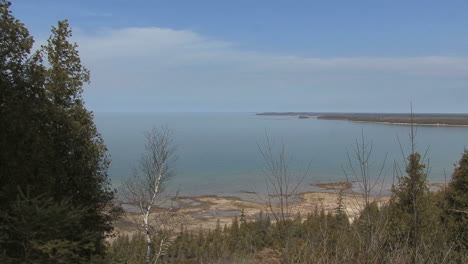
[256, 112, 468, 126]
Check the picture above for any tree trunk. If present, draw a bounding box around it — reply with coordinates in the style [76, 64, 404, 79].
[145, 214, 151, 264]
[146, 241, 151, 264]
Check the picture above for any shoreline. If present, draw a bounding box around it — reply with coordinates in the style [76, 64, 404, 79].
[256, 112, 468, 127]
[113, 190, 390, 237]
[332, 119, 468, 127]
[113, 181, 395, 235]
[113, 180, 449, 236]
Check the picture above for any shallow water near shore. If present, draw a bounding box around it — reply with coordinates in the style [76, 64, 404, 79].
[94, 112, 468, 196]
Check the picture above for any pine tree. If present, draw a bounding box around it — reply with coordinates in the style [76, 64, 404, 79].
[389, 152, 435, 261]
[0, 0, 48, 200]
[0, 190, 93, 263]
[43, 18, 115, 254]
[0, 1, 115, 261]
[446, 149, 468, 252]
[239, 209, 246, 223]
[229, 216, 240, 252]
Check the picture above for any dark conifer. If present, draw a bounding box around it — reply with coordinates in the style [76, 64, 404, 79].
[446, 149, 468, 253]
[0, 2, 115, 261]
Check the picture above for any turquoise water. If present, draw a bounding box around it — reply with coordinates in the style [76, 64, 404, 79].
[94, 112, 468, 196]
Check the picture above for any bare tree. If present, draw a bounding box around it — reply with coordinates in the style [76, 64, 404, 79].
[122, 126, 177, 264]
[257, 133, 311, 264]
[343, 130, 387, 213]
[342, 130, 388, 258]
[257, 133, 310, 223]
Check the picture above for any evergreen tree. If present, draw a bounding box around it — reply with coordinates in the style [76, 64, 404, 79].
[0, 1, 115, 261]
[42, 18, 115, 253]
[0, 190, 94, 263]
[389, 152, 435, 261]
[446, 149, 468, 252]
[0, 0, 48, 200]
[229, 216, 240, 251]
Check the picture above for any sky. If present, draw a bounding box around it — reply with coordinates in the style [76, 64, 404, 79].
[10, 0, 468, 113]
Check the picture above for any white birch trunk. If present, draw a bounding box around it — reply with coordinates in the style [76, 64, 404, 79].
[144, 213, 151, 264]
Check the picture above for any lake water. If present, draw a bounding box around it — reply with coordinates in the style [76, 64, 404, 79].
[94, 112, 468, 196]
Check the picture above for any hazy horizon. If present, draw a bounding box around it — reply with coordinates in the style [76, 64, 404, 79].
[92, 110, 468, 114]
[12, 1, 468, 113]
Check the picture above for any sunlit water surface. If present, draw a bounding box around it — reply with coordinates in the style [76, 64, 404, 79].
[94, 113, 468, 196]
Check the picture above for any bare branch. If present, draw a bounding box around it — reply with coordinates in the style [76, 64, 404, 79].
[120, 126, 181, 264]
[257, 131, 310, 223]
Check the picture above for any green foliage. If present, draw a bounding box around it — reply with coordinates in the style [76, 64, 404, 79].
[0, 1, 115, 261]
[446, 149, 468, 253]
[104, 233, 147, 263]
[383, 151, 461, 263]
[448, 150, 468, 210]
[107, 198, 466, 264]
[0, 189, 98, 263]
[2, 1, 466, 263]
[106, 150, 466, 263]
[389, 153, 433, 247]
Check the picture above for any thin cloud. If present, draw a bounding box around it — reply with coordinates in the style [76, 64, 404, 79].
[68, 27, 468, 112]
[75, 27, 468, 77]
[82, 11, 113, 17]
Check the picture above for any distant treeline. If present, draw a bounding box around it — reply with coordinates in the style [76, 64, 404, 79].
[257, 112, 468, 126]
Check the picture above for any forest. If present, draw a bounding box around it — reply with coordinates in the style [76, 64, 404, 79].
[1, 1, 467, 263]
